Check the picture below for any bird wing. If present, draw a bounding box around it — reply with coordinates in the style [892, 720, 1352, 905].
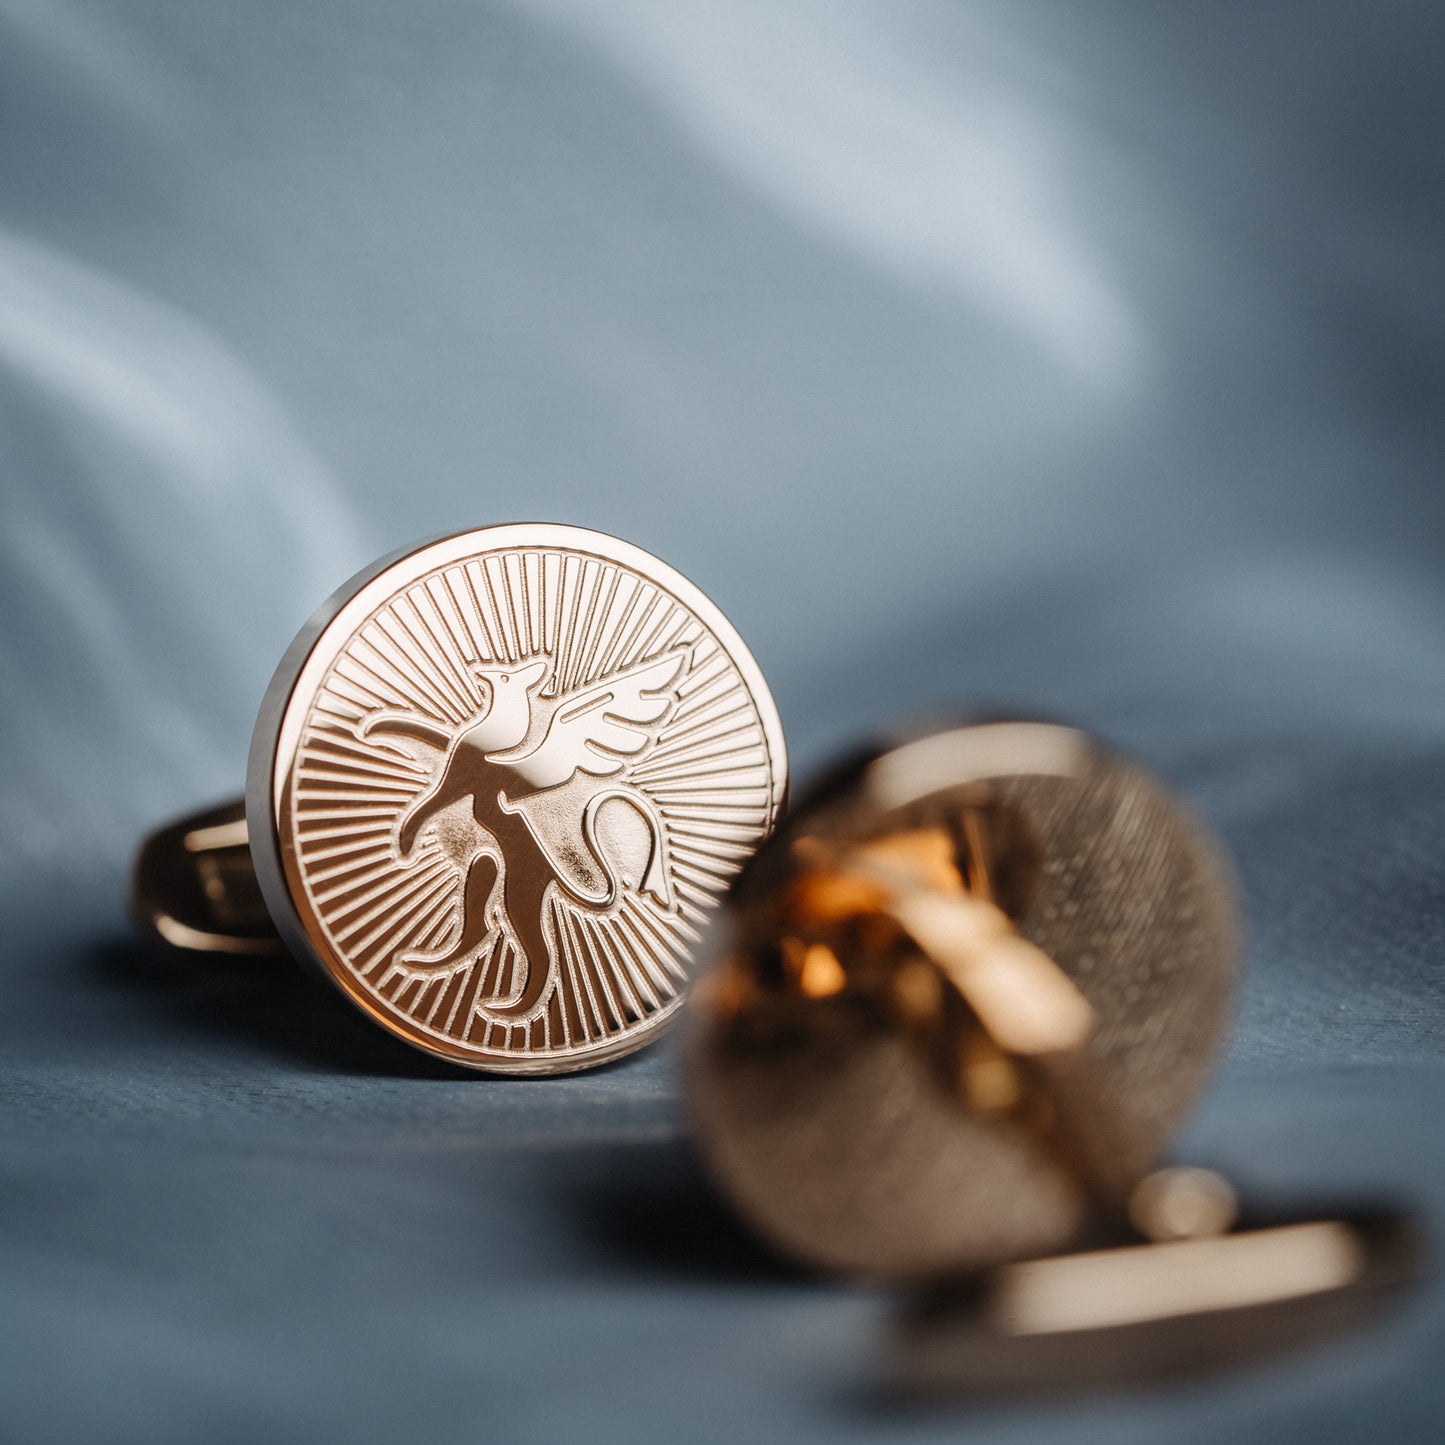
[499, 649, 687, 793]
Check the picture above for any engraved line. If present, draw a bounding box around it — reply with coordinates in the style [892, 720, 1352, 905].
[572, 560, 613, 689]
[668, 877, 718, 925]
[618, 901, 686, 984]
[578, 564, 622, 686]
[398, 593, 478, 717]
[522, 551, 542, 656]
[628, 891, 702, 957]
[296, 810, 409, 832]
[459, 941, 504, 1041]
[419, 575, 484, 696]
[568, 910, 629, 1028]
[309, 852, 407, 899]
[553, 909, 585, 1046]
[671, 855, 738, 893]
[298, 756, 426, 793]
[296, 760, 423, 792]
[378, 607, 473, 720]
[570, 904, 614, 1040]
[479, 557, 516, 663]
[631, 890, 703, 947]
[552, 554, 582, 697]
[592, 912, 661, 1012]
[293, 787, 415, 807]
[588, 566, 631, 680]
[483, 554, 520, 662]
[652, 610, 695, 662]
[312, 851, 431, 910]
[461, 561, 504, 663]
[348, 636, 448, 718]
[394, 896, 468, 993]
[386, 596, 473, 716]
[540, 552, 560, 657]
[655, 800, 771, 821]
[674, 651, 730, 704]
[296, 814, 396, 840]
[333, 858, 451, 946]
[406, 586, 484, 713]
[641, 784, 772, 804]
[311, 697, 365, 724]
[635, 757, 767, 796]
[359, 622, 457, 718]
[438, 961, 474, 1035]
[570, 909, 616, 1037]
[594, 574, 644, 678]
[353, 872, 458, 969]
[504, 553, 531, 661]
[611, 910, 678, 999]
[327, 855, 452, 938]
[612, 590, 667, 673]
[475, 941, 520, 1028]
[303, 738, 429, 781]
[582, 913, 648, 1023]
[333, 652, 413, 711]
[655, 696, 752, 749]
[431, 572, 480, 667]
[565, 559, 603, 692]
[442, 941, 499, 1036]
[647, 701, 756, 755]
[665, 820, 762, 851]
[669, 838, 752, 870]
[414, 974, 448, 1026]
[554, 909, 590, 1048]
[629, 737, 765, 784]
[629, 600, 681, 670]
[299, 838, 393, 871]
[325, 661, 396, 710]
[569, 909, 624, 1032]
[320, 675, 389, 718]
[443, 566, 489, 664]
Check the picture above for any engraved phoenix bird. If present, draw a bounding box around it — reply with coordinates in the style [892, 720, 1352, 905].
[359, 649, 687, 1022]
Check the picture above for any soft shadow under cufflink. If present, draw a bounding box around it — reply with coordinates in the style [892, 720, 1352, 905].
[684, 718, 1423, 1395]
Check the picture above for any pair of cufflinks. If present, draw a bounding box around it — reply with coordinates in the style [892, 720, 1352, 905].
[132, 523, 1417, 1394]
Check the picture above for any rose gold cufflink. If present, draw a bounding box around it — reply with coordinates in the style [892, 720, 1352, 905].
[132, 524, 787, 1075]
[686, 720, 1418, 1390]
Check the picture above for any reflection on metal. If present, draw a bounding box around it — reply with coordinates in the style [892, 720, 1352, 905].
[1128, 1165, 1238, 1243]
[688, 719, 1420, 1390]
[130, 800, 282, 957]
[131, 524, 787, 1075]
[893, 1211, 1420, 1394]
[991, 1221, 1362, 1335]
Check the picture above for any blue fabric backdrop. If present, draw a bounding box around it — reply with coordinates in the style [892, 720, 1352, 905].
[1, 3, 1441, 1440]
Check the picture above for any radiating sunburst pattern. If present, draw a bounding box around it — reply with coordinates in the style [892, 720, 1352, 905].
[283, 544, 779, 1065]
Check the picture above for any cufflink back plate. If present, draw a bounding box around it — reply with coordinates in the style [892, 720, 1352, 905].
[136, 524, 788, 1075]
[689, 720, 1238, 1277]
[686, 719, 1418, 1388]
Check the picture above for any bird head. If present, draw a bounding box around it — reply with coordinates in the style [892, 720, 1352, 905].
[462, 657, 549, 752]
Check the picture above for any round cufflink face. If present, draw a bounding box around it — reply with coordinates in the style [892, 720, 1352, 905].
[247, 524, 787, 1075]
[687, 721, 1239, 1278]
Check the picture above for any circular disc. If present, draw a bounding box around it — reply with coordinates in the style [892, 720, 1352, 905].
[247, 524, 787, 1075]
[688, 721, 1238, 1277]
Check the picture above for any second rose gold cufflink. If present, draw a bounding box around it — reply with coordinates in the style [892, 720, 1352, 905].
[686, 720, 1418, 1389]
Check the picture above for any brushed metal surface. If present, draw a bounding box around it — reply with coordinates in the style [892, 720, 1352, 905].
[689, 721, 1238, 1277]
